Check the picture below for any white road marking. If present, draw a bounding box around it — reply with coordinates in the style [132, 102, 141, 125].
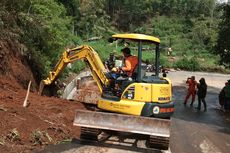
[162, 147, 171, 153]
[200, 139, 221, 153]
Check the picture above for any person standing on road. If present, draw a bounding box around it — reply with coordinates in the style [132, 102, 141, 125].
[219, 82, 228, 111]
[184, 76, 197, 106]
[220, 80, 230, 111]
[196, 78, 207, 111]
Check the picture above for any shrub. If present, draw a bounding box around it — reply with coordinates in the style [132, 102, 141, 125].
[30, 129, 53, 145]
[0, 136, 5, 145]
[7, 128, 21, 142]
[173, 57, 200, 71]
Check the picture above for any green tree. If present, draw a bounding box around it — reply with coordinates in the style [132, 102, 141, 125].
[60, 0, 110, 38]
[17, 0, 78, 78]
[215, 3, 230, 67]
[105, 0, 153, 31]
[188, 16, 218, 51]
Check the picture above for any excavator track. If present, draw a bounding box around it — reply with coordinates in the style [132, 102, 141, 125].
[80, 127, 101, 141]
[149, 135, 169, 150]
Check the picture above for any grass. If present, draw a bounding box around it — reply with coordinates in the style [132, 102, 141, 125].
[61, 36, 230, 74]
[57, 138, 72, 144]
[7, 128, 21, 142]
[30, 129, 53, 145]
[31, 130, 43, 145]
[0, 136, 5, 145]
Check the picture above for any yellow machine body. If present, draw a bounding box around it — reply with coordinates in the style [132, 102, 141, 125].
[98, 78, 173, 118]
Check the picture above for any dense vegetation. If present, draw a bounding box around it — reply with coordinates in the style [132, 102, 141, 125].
[0, 0, 229, 82]
[215, 3, 230, 68]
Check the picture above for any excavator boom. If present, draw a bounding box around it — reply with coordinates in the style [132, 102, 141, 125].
[38, 45, 110, 95]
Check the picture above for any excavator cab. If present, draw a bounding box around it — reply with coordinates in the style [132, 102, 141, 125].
[103, 34, 162, 97]
[109, 34, 161, 79]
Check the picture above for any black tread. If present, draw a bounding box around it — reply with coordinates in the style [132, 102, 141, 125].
[148, 135, 169, 150]
[80, 127, 101, 141]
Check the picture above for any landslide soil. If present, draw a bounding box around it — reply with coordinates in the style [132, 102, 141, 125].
[0, 40, 85, 153]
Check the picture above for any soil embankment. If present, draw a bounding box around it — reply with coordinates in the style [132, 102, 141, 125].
[0, 40, 85, 153]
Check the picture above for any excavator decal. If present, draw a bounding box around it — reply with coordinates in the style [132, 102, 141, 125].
[123, 85, 135, 99]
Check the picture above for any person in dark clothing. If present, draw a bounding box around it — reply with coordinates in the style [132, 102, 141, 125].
[219, 82, 228, 110]
[162, 69, 167, 77]
[105, 53, 116, 70]
[196, 78, 207, 111]
[220, 80, 230, 111]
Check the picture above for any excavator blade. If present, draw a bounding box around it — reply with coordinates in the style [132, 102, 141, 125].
[74, 110, 170, 139]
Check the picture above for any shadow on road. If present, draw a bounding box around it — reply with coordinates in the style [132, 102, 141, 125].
[172, 84, 230, 135]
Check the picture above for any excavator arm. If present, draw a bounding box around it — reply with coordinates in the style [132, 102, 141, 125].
[38, 45, 110, 95]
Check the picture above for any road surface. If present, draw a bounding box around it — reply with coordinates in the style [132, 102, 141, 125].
[169, 71, 230, 153]
[40, 71, 230, 153]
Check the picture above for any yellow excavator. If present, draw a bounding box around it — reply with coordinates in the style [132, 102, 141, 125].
[39, 33, 174, 150]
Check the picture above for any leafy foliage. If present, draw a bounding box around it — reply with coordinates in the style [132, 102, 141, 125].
[173, 57, 200, 71]
[17, 0, 79, 80]
[59, 0, 111, 39]
[0, 0, 229, 79]
[215, 3, 230, 67]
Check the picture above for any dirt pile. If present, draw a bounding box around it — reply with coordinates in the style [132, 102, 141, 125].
[0, 40, 85, 153]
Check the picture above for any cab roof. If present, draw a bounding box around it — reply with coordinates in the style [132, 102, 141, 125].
[112, 33, 160, 44]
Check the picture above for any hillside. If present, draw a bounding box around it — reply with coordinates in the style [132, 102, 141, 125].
[0, 40, 85, 152]
[0, 1, 230, 152]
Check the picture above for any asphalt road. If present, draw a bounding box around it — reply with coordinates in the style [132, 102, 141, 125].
[169, 71, 230, 153]
[40, 71, 230, 153]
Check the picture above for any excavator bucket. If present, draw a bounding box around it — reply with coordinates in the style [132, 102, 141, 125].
[72, 77, 100, 104]
[74, 110, 170, 150]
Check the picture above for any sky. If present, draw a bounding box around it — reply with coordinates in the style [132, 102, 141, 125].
[218, 0, 228, 3]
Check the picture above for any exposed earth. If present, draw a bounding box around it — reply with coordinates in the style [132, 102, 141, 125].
[0, 40, 230, 153]
[0, 40, 86, 153]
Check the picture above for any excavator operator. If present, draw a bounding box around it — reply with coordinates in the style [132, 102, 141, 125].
[113, 47, 138, 78]
[110, 47, 138, 96]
